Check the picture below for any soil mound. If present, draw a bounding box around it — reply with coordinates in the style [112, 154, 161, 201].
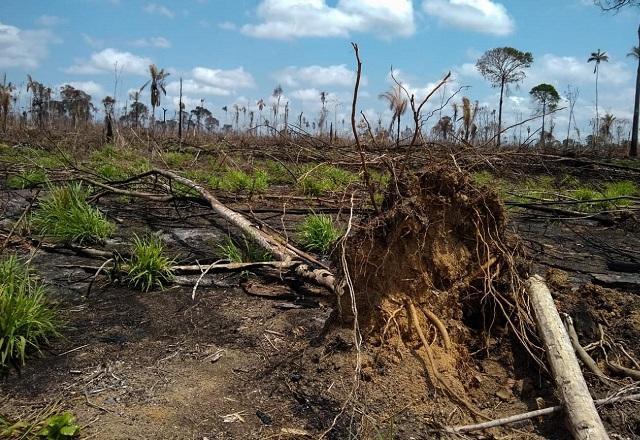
[335, 165, 526, 344]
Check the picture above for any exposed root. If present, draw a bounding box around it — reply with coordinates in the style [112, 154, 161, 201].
[421, 307, 451, 351]
[406, 300, 488, 420]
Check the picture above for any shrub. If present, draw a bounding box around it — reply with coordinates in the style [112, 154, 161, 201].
[213, 169, 269, 193]
[297, 214, 341, 253]
[126, 234, 175, 292]
[218, 235, 272, 263]
[31, 183, 115, 244]
[0, 256, 59, 368]
[7, 169, 48, 189]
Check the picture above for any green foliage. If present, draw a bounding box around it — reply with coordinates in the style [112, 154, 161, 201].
[261, 160, 294, 184]
[297, 214, 341, 253]
[211, 169, 269, 193]
[88, 145, 150, 181]
[471, 170, 495, 186]
[296, 164, 358, 196]
[37, 412, 80, 439]
[603, 180, 638, 198]
[126, 234, 175, 292]
[530, 83, 561, 111]
[218, 235, 272, 263]
[31, 183, 115, 244]
[162, 151, 193, 168]
[0, 256, 59, 368]
[7, 169, 48, 189]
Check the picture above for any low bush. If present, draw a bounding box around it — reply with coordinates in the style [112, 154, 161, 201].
[296, 164, 358, 196]
[0, 255, 59, 368]
[297, 214, 341, 253]
[31, 183, 115, 244]
[126, 234, 175, 292]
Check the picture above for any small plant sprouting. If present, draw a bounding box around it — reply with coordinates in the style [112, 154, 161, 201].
[297, 214, 341, 254]
[0, 255, 60, 369]
[37, 412, 80, 439]
[126, 234, 175, 292]
[31, 183, 115, 244]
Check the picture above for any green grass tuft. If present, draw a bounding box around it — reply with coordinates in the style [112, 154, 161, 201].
[0, 255, 60, 368]
[7, 169, 48, 189]
[218, 235, 272, 263]
[31, 183, 116, 244]
[297, 214, 341, 253]
[162, 151, 194, 168]
[211, 169, 269, 193]
[126, 234, 175, 292]
[296, 164, 358, 196]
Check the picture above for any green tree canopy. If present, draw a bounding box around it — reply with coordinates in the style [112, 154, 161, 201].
[530, 84, 561, 110]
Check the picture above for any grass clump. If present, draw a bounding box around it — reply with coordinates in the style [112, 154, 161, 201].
[218, 235, 272, 263]
[7, 169, 48, 189]
[126, 234, 175, 292]
[31, 183, 115, 245]
[297, 214, 341, 253]
[0, 255, 59, 368]
[296, 164, 358, 196]
[88, 145, 150, 181]
[212, 169, 269, 193]
[162, 151, 194, 168]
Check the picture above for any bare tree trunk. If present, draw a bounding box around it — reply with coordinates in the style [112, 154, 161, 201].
[527, 275, 610, 440]
[631, 25, 640, 157]
[178, 78, 183, 144]
[497, 79, 505, 148]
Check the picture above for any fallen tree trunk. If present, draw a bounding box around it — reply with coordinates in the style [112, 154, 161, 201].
[152, 169, 336, 292]
[527, 275, 610, 440]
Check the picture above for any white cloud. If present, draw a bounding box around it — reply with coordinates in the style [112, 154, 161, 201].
[143, 3, 175, 18]
[241, 0, 415, 39]
[0, 21, 56, 69]
[526, 54, 632, 88]
[131, 36, 171, 48]
[58, 81, 106, 98]
[165, 79, 231, 97]
[36, 15, 64, 26]
[422, 0, 515, 36]
[192, 67, 255, 89]
[65, 48, 152, 76]
[276, 64, 356, 88]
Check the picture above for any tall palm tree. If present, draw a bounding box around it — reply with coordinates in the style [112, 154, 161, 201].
[141, 64, 169, 125]
[628, 32, 640, 157]
[588, 49, 609, 142]
[379, 85, 408, 147]
[272, 85, 283, 128]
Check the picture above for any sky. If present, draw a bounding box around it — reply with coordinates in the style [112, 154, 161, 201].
[0, 0, 638, 140]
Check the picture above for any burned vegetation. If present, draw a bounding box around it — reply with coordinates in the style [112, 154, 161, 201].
[1, 38, 640, 440]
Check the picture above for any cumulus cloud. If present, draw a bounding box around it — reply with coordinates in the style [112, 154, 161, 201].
[422, 0, 515, 36]
[165, 78, 231, 97]
[0, 21, 56, 69]
[164, 67, 255, 100]
[241, 0, 415, 39]
[276, 65, 356, 88]
[192, 67, 255, 89]
[131, 36, 171, 48]
[525, 54, 632, 88]
[143, 3, 175, 18]
[65, 48, 152, 76]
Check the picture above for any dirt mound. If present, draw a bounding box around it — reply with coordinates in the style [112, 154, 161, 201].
[336, 165, 523, 338]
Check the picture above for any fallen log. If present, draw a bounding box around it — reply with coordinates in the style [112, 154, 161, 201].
[527, 275, 610, 439]
[151, 169, 336, 292]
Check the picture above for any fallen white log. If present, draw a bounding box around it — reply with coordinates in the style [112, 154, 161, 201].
[527, 275, 610, 439]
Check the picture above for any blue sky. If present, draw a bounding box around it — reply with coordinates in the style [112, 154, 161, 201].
[0, 0, 638, 139]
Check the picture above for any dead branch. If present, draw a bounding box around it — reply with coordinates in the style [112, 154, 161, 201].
[444, 392, 640, 435]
